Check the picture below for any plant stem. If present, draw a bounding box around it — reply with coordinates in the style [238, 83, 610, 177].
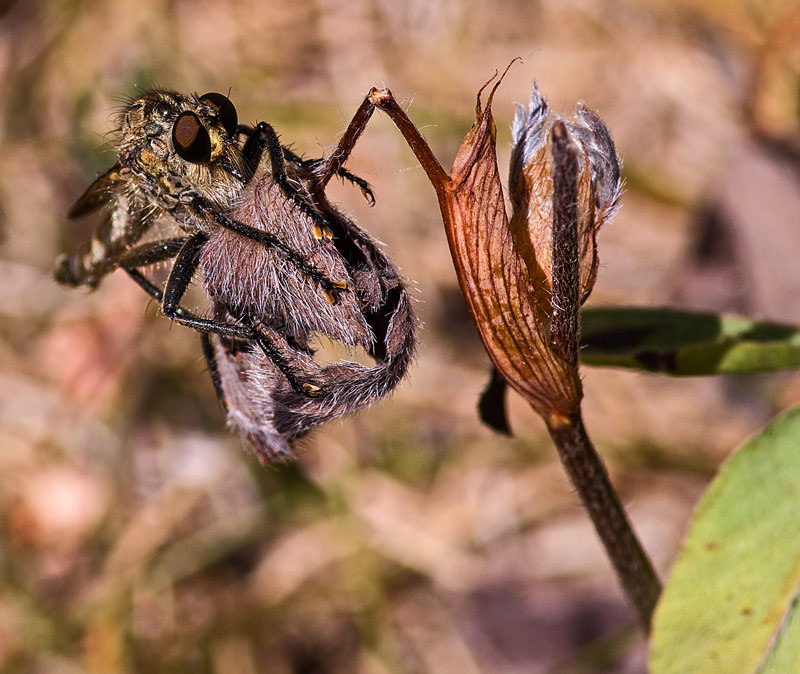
[545, 411, 662, 631]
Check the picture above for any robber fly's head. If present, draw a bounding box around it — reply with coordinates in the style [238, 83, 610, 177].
[117, 89, 246, 211]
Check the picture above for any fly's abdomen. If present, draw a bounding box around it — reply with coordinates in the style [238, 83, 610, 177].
[55, 193, 148, 288]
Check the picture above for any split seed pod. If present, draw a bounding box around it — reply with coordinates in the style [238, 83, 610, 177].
[432, 75, 621, 428]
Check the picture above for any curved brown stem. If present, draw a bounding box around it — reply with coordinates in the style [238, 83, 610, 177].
[545, 411, 662, 631]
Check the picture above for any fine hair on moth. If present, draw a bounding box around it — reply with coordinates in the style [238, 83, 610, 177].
[56, 88, 417, 460]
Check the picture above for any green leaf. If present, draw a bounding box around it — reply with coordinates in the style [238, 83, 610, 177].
[758, 596, 800, 674]
[580, 307, 800, 375]
[650, 407, 800, 673]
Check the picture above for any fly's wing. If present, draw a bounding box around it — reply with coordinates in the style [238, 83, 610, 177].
[57, 165, 154, 288]
[68, 163, 125, 219]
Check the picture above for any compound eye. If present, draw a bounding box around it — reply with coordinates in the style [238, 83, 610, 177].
[200, 92, 238, 137]
[172, 111, 212, 163]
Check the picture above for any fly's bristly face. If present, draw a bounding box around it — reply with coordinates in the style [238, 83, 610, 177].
[118, 89, 246, 215]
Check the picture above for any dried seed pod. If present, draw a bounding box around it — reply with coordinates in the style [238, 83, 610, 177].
[386, 72, 620, 426]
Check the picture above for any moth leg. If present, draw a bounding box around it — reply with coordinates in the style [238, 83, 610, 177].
[190, 197, 347, 303]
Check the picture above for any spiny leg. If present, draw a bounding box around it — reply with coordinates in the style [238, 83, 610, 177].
[109, 229, 330, 398]
[240, 121, 336, 236]
[160, 233, 256, 340]
[246, 318, 321, 398]
[113, 237, 188, 268]
[124, 264, 246, 335]
[239, 124, 372, 193]
[124, 269, 200, 325]
[161, 234, 321, 397]
[116, 237, 321, 397]
[130, 267, 317, 399]
[237, 123, 375, 206]
[110, 236, 205, 322]
[282, 148, 375, 206]
[190, 196, 346, 303]
[316, 88, 449, 193]
[200, 332, 229, 412]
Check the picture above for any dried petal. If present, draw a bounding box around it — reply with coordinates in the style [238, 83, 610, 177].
[509, 83, 621, 306]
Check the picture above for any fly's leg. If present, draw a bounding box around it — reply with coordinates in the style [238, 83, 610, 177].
[316, 88, 448, 194]
[200, 332, 228, 412]
[109, 237, 200, 322]
[238, 124, 375, 206]
[161, 233, 321, 397]
[107, 235, 321, 398]
[247, 319, 321, 398]
[190, 197, 347, 303]
[330, 164, 375, 206]
[282, 148, 375, 206]
[109, 235, 325, 398]
[160, 233, 258, 340]
[111, 237, 248, 338]
[126, 269, 315, 402]
[113, 237, 188, 268]
[240, 121, 338, 238]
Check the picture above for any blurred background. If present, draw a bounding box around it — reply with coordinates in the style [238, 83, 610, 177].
[1, 1, 799, 672]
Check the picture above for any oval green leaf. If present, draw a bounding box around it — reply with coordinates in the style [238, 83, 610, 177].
[650, 407, 800, 673]
[580, 307, 800, 375]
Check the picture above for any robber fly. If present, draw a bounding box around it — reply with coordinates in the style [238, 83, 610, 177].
[56, 89, 416, 460]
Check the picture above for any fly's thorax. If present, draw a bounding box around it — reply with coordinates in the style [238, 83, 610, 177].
[117, 89, 246, 214]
